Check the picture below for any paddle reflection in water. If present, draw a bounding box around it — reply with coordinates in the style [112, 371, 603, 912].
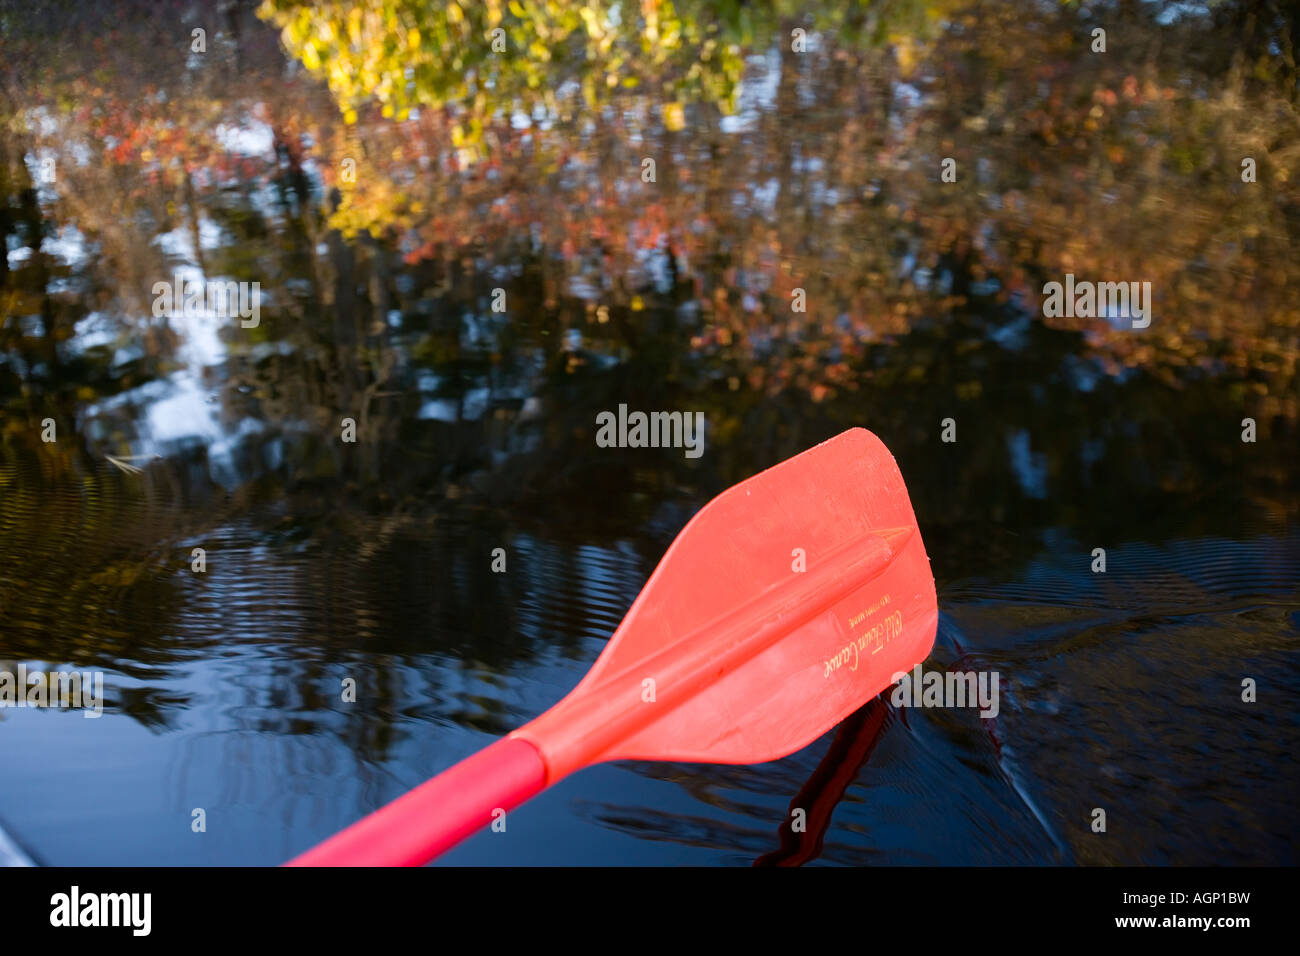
[755, 699, 890, 867]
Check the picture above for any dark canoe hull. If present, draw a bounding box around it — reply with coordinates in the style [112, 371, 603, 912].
[0, 819, 35, 866]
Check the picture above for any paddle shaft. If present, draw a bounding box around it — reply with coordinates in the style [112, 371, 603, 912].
[286, 736, 546, 866]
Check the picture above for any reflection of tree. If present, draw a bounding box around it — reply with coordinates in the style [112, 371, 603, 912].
[255, 0, 1298, 418]
[257, 0, 955, 149]
[927, 2, 1299, 408]
[1, 0, 1297, 745]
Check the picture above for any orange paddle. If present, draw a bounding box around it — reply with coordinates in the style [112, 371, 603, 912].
[288, 428, 937, 865]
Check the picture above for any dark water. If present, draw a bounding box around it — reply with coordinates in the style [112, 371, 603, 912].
[1, 0, 1297, 865]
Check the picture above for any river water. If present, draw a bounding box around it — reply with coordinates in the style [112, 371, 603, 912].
[0, 0, 1296, 864]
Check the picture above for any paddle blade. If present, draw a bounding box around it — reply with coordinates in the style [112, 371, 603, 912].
[515, 428, 937, 780]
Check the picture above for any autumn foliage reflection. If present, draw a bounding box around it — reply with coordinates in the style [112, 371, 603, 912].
[256, 0, 1298, 415]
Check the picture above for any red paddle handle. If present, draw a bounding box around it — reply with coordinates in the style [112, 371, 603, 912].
[286, 736, 548, 866]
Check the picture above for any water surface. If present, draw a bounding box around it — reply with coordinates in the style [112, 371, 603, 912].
[1, 0, 1297, 865]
